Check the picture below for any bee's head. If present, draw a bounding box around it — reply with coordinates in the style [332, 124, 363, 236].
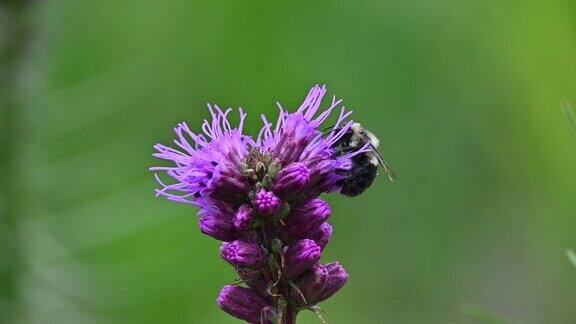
[351, 122, 363, 134]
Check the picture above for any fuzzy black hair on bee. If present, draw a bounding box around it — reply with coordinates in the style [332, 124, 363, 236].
[330, 123, 395, 197]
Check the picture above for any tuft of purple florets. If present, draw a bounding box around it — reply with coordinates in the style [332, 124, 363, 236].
[253, 189, 283, 216]
[221, 240, 268, 267]
[150, 105, 250, 207]
[151, 85, 373, 323]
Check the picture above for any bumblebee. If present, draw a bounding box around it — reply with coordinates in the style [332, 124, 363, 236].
[331, 123, 395, 197]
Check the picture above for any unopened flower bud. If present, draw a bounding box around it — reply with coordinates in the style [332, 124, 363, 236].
[317, 262, 348, 302]
[271, 238, 283, 252]
[237, 267, 267, 296]
[210, 169, 249, 203]
[305, 160, 335, 191]
[253, 189, 282, 215]
[284, 199, 331, 240]
[308, 222, 333, 250]
[199, 211, 238, 242]
[233, 204, 255, 230]
[289, 264, 328, 308]
[283, 239, 321, 278]
[221, 240, 267, 267]
[273, 162, 311, 199]
[217, 285, 270, 323]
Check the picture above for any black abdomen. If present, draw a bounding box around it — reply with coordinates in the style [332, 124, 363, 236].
[339, 156, 378, 197]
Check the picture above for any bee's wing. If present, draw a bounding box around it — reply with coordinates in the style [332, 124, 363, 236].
[367, 141, 397, 182]
[380, 157, 397, 182]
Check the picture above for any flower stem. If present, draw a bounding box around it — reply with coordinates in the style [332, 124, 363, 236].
[282, 306, 298, 324]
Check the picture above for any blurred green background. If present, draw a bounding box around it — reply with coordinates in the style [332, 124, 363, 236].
[2, 0, 576, 323]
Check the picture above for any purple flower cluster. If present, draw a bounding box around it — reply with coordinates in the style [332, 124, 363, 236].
[151, 85, 373, 323]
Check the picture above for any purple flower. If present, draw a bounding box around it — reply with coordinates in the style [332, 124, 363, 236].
[221, 240, 267, 267]
[283, 239, 322, 278]
[217, 285, 271, 323]
[151, 85, 381, 323]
